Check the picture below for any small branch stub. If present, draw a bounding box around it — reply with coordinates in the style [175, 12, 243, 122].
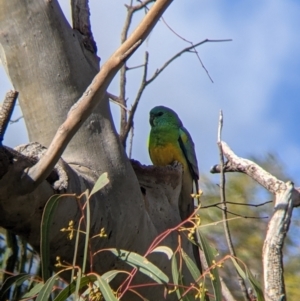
[0, 90, 18, 144]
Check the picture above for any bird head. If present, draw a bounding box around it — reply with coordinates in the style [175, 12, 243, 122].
[149, 106, 182, 127]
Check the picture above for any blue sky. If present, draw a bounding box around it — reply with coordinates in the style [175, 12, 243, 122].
[1, 0, 300, 185]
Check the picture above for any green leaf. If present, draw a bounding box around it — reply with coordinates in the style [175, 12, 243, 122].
[230, 257, 246, 279]
[196, 229, 222, 301]
[53, 275, 97, 301]
[36, 275, 58, 301]
[230, 258, 264, 301]
[102, 270, 122, 283]
[22, 282, 44, 298]
[0, 274, 31, 299]
[247, 268, 264, 301]
[171, 254, 181, 300]
[109, 249, 169, 284]
[150, 246, 173, 259]
[40, 194, 65, 281]
[89, 172, 109, 197]
[181, 249, 201, 284]
[95, 274, 118, 301]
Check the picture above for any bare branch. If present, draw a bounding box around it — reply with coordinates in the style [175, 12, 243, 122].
[22, 0, 174, 192]
[0, 90, 18, 144]
[263, 181, 294, 301]
[120, 51, 149, 145]
[216, 205, 268, 219]
[107, 92, 128, 111]
[146, 39, 232, 85]
[119, 0, 155, 145]
[201, 200, 272, 209]
[161, 16, 215, 82]
[217, 111, 250, 301]
[126, 64, 145, 70]
[212, 141, 287, 194]
[71, 0, 97, 53]
[9, 116, 23, 124]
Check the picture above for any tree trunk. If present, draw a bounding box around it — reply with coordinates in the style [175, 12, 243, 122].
[0, 1, 193, 299]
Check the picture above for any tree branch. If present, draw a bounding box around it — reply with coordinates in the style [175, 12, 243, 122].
[0, 90, 18, 144]
[263, 181, 294, 301]
[21, 0, 174, 192]
[211, 141, 300, 207]
[120, 51, 149, 145]
[71, 0, 97, 53]
[146, 39, 232, 85]
[119, 0, 155, 146]
[211, 140, 299, 299]
[217, 112, 250, 301]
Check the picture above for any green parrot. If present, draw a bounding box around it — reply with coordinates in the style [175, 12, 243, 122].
[148, 105, 199, 221]
[148, 105, 203, 273]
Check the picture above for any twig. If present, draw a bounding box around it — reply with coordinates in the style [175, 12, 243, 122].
[120, 51, 149, 145]
[0, 90, 18, 145]
[23, 0, 174, 192]
[107, 92, 129, 111]
[215, 205, 268, 219]
[71, 0, 97, 53]
[126, 64, 145, 70]
[146, 39, 232, 85]
[201, 200, 272, 209]
[217, 111, 250, 301]
[9, 116, 23, 124]
[161, 16, 215, 82]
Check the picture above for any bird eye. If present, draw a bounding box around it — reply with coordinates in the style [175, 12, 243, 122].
[157, 112, 163, 117]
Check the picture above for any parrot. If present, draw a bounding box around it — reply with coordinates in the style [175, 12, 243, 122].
[148, 105, 203, 272]
[148, 105, 199, 221]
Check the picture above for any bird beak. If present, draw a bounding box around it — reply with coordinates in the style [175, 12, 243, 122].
[150, 114, 154, 126]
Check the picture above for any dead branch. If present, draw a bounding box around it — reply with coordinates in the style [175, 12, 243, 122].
[0, 90, 18, 144]
[71, 0, 97, 53]
[20, 0, 173, 193]
[146, 39, 231, 85]
[120, 51, 149, 145]
[211, 141, 288, 194]
[119, 0, 155, 139]
[161, 16, 215, 82]
[263, 181, 294, 301]
[211, 140, 299, 299]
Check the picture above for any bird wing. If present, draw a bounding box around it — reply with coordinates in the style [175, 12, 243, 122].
[178, 127, 199, 181]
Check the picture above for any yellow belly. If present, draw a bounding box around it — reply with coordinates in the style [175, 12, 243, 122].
[149, 143, 187, 169]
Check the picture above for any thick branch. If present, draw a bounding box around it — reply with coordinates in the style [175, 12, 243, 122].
[263, 181, 294, 301]
[211, 142, 287, 194]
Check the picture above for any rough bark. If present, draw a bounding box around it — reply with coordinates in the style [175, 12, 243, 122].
[0, 1, 195, 300]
